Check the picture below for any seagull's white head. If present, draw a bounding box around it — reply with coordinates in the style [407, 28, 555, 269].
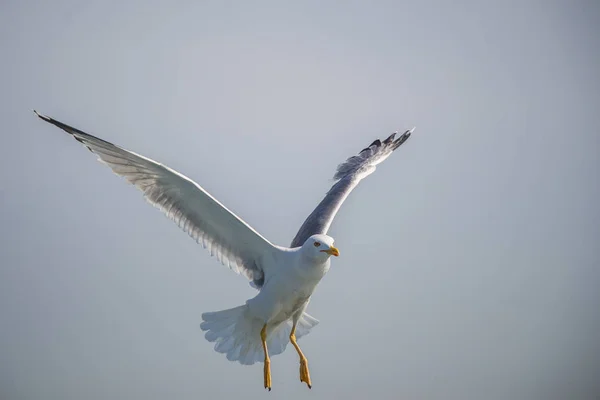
[301, 234, 339, 261]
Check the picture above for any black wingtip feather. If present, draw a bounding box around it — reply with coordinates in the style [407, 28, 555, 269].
[360, 127, 413, 154]
[360, 139, 383, 153]
[391, 128, 413, 150]
[33, 110, 50, 122]
[34, 110, 119, 151]
[383, 132, 397, 144]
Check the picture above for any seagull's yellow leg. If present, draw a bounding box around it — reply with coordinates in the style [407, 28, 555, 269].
[290, 325, 312, 389]
[261, 324, 272, 391]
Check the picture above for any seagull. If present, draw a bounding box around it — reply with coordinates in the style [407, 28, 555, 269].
[34, 110, 415, 390]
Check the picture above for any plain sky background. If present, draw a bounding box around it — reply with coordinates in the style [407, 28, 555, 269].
[1, 1, 599, 399]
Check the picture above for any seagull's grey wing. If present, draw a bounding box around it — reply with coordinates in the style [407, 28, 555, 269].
[290, 128, 414, 247]
[35, 111, 277, 287]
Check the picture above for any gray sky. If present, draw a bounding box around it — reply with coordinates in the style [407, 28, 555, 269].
[1, 1, 599, 399]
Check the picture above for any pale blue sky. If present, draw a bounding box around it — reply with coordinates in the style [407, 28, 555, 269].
[1, 1, 599, 399]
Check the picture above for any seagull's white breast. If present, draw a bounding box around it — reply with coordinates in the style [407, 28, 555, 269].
[246, 248, 330, 325]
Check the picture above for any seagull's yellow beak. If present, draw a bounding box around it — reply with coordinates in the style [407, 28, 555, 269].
[321, 246, 340, 257]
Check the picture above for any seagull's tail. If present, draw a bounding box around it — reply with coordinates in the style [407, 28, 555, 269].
[200, 305, 319, 365]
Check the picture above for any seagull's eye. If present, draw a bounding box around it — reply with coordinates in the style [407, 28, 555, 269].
[313, 242, 321, 247]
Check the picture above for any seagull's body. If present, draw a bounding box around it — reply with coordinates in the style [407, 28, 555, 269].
[244, 243, 329, 331]
[34, 110, 414, 390]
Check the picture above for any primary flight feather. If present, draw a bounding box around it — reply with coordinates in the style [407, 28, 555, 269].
[34, 110, 414, 390]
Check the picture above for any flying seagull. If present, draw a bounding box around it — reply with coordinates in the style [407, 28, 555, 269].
[34, 110, 415, 390]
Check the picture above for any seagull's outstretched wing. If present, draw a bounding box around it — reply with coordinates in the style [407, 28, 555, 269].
[34, 111, 276, 287]
[290, 128, 415, 247]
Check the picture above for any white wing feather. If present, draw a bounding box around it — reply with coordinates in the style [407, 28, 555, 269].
[34, 111, 276, 285]
[290, 127, 415, 247]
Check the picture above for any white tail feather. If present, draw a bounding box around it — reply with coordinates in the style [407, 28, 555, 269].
[200, 305, 319, 365]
